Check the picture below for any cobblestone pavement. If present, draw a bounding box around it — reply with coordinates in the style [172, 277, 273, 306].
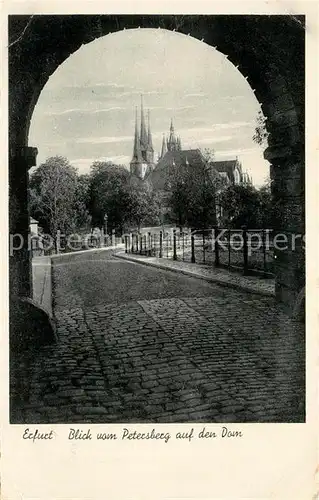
[11, 251, 304, 423]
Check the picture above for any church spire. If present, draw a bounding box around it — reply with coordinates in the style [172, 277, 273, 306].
[131, 107, 142, 162]
[140, 95, 148, 150]
[160, 134, 167, 159]
[167, 118, 178, 151]
[147, 110, 154, 151]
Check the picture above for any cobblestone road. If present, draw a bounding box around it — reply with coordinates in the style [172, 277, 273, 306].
[11, 250, 305, 423]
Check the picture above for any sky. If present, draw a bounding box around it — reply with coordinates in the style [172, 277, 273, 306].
[29, 28, 270, 187]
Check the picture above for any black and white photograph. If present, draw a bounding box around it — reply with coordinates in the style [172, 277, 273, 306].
[8, 14, 306, 427]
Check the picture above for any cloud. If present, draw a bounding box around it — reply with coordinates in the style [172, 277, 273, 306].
[75, 135, 133, 145]
[166, 105, 195, 111]
[44, 102, 194, 117]
[194, 135, 232, 145]
[218, 95, 247, 102]
[44, 106, 128, 116]
[74, 128, 182, 146]
[184, 93, 208, 98]
[95, 83, 129, 89]
[118, 90, 165, 97]
[63, 82, 132, 90]
[180, 121, 253, 135]
[215, 146, 264, 158]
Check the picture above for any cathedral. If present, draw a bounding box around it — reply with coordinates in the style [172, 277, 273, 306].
[130, 98, 252, 187]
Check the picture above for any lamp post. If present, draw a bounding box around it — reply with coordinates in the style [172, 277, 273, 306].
[103, 214, 108, 246]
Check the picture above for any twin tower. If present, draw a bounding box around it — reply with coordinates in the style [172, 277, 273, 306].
[130, 97, 182, 180]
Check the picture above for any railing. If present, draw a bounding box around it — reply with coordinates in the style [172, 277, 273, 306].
[31, 229, 123, 257]
[125, 227, 274, 278]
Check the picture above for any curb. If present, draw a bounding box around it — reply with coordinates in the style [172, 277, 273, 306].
[115, 253, 275, 298]
[50, 245, 124, 259]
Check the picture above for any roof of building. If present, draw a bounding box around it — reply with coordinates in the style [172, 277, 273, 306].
[148, 149, 205, 190]
[157, 149, 204, 169]
[213, 159, 242, 184]
[147, 149, 245, 190]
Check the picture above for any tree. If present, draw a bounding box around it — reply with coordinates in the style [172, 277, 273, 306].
[253, 110, 269, 146]
[127, 178, 161, 230]
[165, 165, 191, 228]
[29, 156, 80, 243]
[257, 180, 273, 227]
[73, 174, 92, 231]
[218, 181, 275, 229]
[200, 147, 215, 163]
[218, 184, 262, 228]
[166, 150, 227, 229]
[88, 161, 132, 233]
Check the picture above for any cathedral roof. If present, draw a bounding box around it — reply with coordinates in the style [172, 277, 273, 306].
[148, 149, 205, 190]
[147, 150, 244, 190]
[157, 149, 204, 170]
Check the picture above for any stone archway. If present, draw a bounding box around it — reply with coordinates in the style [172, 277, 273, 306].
[8, 15, 305, 333]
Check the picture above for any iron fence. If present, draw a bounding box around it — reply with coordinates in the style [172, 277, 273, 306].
[126, 227, 274, 278]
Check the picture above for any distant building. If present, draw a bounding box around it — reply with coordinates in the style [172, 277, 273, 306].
[211, 158, 252, 186]
[149, 148, 251, 191]
[130, 97, 155, 180]
[129, 99, 252, 222]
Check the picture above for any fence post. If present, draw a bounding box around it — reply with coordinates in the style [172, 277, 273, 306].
[228, 229, 231, 269]
[159, 231, 163, 258]
[173, 229, 177, 261]
[182, 232, 185, 261]
[242, 225, 248, 275]
[139, 234, 142, 255]
[262, 229, 267, 277]
[147, 232, 150, 256]
[214, 227, 220, 267]
[191, 234, 195, 263]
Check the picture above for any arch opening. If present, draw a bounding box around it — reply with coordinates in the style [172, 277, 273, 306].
[9, 14, 305, 310]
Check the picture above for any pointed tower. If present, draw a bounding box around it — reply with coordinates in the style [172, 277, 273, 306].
[140, 95, 148, 161]
[130, 107, 147, 179]
[167, 118, 178, 151]
[130, 108, 142, 163]
[146, 109, 154, 165]
[160, 134, 167, 159]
